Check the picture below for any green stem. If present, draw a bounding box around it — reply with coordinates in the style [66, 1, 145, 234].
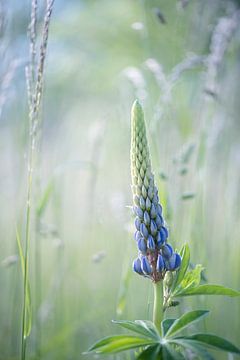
[153, 281, 163, 334]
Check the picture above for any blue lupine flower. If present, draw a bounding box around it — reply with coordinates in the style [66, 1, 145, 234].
[162, 244, 173, 259]
[135, 217, 141, 231]
[130, 100, 181, 282]
[159, 227, 168, 243]
[140, 223, 149, 238]
[156, 254, 165, 272]
[133, 258, 143, 274]
[141, 256, 152, 275]
[137, 238, 147, 253]
[143, 211, 150, 225]
[166, 253, 177, 271]
[147, 235, 155, 250]
[134, 230, 142, 242]
[174, 253, 182, 269]
[150, 220, 158, 236]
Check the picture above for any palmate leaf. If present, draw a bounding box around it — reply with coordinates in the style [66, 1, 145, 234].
[176, 284, 240, 297]
[165, 310, 209, 337]
[176, 333, 240, 355]
[170, 339, 215, 360]
[136, 345, 162, 359]
[113, 320, 160, 340]
[161, 319, 176, 336]
[173, 264, 204, 296]
[86, 335, 156, 354]
[161, 344, 184, 360]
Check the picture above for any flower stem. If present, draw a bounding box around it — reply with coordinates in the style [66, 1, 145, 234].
[153, 281, 163, 334]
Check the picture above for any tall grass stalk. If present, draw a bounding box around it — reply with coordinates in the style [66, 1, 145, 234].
[21, 1, 54, 359]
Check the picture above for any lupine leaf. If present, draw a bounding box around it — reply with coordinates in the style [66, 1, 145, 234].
[170, 339, 215, 360]
[175, 284, 240, 297]
[161, 319, 176, 336]
[165, 310, 209, 337]
[86, 335, 156, 354]
[136, 345, 162, 359]
[173, 244, 190, 290]
[162, 344, 184, 360]
[176, 334, 240, 354]
[113, 320, 160, 340]
[173, 264, 204, 296]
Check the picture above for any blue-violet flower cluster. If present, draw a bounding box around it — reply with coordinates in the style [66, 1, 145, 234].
[131, 100, 181, 283]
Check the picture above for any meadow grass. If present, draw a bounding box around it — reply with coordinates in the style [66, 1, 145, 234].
[0, 0, 239, 359]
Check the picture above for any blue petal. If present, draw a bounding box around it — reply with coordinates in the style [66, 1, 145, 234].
[155, 215, 163, 229]
[150, 203, 157, 218]
[141, 256, 152, 275]
[166, 253, 176, 270]
[135, 217, 141, 231]
[145, 197, 151, 210]
[161, 226, 169, 239]
[134, 230, 142, 242]
[150, 220, 158, 236]
[132, 258, 143, 274]
[143, 211, 150, 226]
[174, 253, 181, 269]
[134, 206, 143, 219]
[140, 223, 149, 238]
[139, 196, 145, 210]
[137, 238, 147, 253]
[156, 254, 165, 272]
[162, 244, 173, 259]
[132, 258, 142, 273]
[147, 235, 155, 250]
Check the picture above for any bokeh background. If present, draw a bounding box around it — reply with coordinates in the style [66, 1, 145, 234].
[0, 0, 240, 359]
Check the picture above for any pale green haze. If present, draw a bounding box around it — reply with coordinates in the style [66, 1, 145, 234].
[0, 0, 240, 359]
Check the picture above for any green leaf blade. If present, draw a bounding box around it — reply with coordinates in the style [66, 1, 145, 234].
[165, 310, 209, 338]
[113, 320, 160, 340]
[177, 334, 240, 354]
[161, 319, 176, 336]
[86, 335, 156, 354]
[136, 345, 161, 360]
[175, 284, 240, 297]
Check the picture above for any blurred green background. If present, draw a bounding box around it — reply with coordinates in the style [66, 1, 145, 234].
[0, 0, 240, 359]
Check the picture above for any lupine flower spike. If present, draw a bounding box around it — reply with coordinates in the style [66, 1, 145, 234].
[131, 100, 181, 283]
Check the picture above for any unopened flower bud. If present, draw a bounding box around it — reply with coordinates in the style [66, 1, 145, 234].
[141, 256, 152, 275]
[147, 235, 155, 250]
[137, 238, 147, 253]
[156, 254, 165, 272]
[162, 244, 173, 259]
[140, 223, 149, 238]
[133, 258, 143, 274]
[150, 220, 158, 236]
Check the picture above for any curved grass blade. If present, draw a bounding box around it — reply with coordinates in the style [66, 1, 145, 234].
[161, 319, 176, 336]
[86, 335, 156, 354]
[175, 284, 240, 297]
[165, 310, 209, 338]
[113, 320, 160, 340]
[176, 334, 240, 354]
[16, 227, 32, 338]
